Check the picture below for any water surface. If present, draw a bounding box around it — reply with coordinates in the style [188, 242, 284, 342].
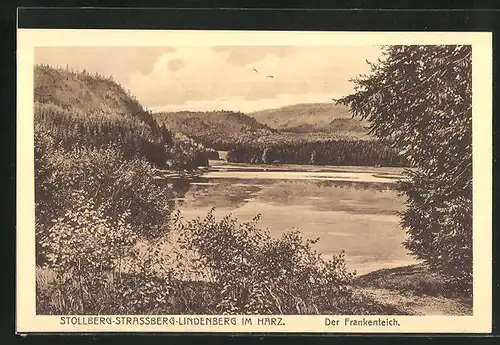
[171, 162, 419, 275]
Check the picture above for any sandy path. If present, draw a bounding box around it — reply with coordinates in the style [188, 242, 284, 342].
[358, 287, 472, 316]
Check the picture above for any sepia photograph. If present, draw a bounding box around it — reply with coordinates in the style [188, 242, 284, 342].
[16, 30, 492, 333]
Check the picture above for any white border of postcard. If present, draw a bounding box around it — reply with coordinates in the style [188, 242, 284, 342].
[17, 29, 492, 333]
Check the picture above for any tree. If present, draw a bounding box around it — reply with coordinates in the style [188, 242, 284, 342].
[310, 150, 318, 165]
[262, 147, 274, 164]
[160, 123, 174, 146]
[337, 45, 472, 291]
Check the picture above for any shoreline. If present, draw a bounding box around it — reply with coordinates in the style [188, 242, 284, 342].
[353, 264, 473, 316]
[153, 162, 410, 184]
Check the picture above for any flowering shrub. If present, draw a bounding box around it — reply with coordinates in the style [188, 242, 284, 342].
[36, 186, 180, 314]
[38, 189, 134, 313]
[35, 130, 173, 255]
[42, 190, 136, 272]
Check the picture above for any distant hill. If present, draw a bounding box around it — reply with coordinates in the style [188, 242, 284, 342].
[34, 65, 210, 169]
[154, 110, 275, 136]
[247, 103, 370, 134]
[153, 104, 372, 151]
[153, 110, 277, 148]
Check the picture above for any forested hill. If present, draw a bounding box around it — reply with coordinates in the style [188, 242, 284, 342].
[153, 110, 277, 149]
[154, 110, 276, 137]
[248, 103, 370, 134]
[152, 104, 377, 153]
[34, 65, 211, 169]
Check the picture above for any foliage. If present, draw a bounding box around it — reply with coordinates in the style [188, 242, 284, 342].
[166, 133, 210, 170]
[337, 45, 472, 291]
[36, 190, 175, 314]
[40, 189, 137, 277]
[35, 139, 179, 314]
[176, 210, 363, 314]
[35, 130, 174, 252]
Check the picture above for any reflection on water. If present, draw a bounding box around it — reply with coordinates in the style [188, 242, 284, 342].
[161, 164, 419, 275]
[201, 171, 405, 184]
[186, 181, 263, 209]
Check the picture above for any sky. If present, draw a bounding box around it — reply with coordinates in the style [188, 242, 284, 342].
[35, 46, 383, 113]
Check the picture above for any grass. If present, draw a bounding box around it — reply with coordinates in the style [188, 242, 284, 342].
[353, 264, 470, 300]
[36, 266, 410, 315]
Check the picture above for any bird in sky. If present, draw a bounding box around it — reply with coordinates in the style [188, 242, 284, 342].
[253, 68, 274, 79]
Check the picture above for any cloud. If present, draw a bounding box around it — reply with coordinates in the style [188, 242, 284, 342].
[212, 46, 296, 66]
[149, 92, 349, 113]
[167, 58, 185, 72]
[35, 46, 176, 85]
[126, 46, 383, 109]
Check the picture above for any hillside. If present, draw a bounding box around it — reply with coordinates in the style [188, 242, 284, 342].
[35, 64, 155, 126]
[154, 110, 276, 137]
[154, 110, 277, 150]
[248, 103, 370, 134]
[34, 64, 210, 169]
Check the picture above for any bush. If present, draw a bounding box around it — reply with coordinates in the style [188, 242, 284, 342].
[38, 189, 136, 313]
[176, 210, 359, 314]
[36, 185, 177, 314]
[35, 130, 174, 266]
[38, 205, 381, 315]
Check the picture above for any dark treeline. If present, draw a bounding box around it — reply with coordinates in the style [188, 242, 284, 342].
[189, 135, 245, 152]
[35, 102, 178, 168]
[35, 103, 212, 170]
[227, 139, 408, 167]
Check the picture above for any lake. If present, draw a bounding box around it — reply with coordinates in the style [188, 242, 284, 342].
[169, 160, 420, 275]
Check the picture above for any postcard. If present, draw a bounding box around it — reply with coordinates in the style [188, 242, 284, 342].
[16, 29, 492, 333]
